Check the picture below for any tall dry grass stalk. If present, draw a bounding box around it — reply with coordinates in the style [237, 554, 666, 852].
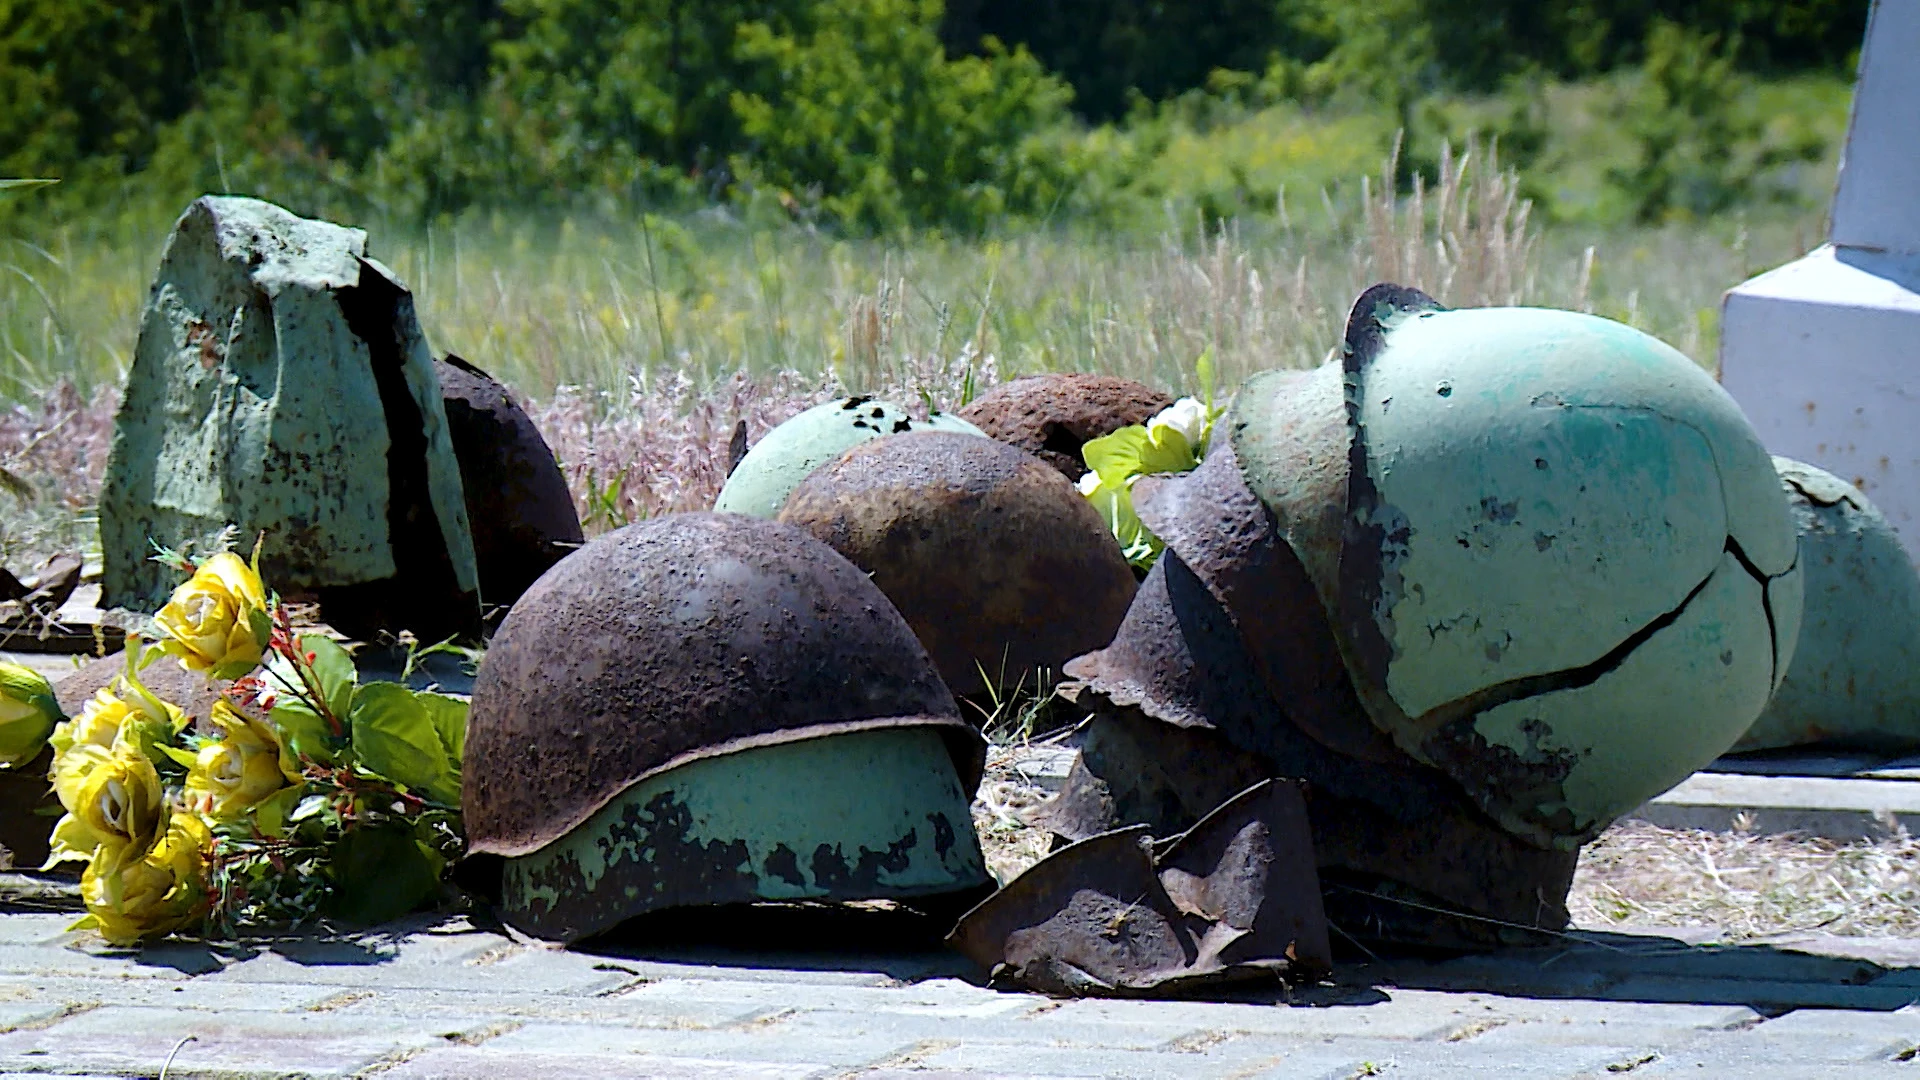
[1362, 138, 1538, 308]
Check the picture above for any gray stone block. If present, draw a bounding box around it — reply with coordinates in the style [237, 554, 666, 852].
[379, 1047, 819, 1080]
[476, 1020, 915, 1068]
[0, 1005, 452, 1077]
[0, 975, 336, 1013]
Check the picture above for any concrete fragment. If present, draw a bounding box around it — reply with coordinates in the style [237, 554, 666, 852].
[99, 196, 479, 640]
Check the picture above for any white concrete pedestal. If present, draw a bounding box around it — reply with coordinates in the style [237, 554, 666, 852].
[1719, 0, 1920, 561]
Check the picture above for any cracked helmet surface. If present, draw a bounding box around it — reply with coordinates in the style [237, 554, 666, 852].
[1230, 285, 1803, 848]
[464, 512, 990, 941]
[1736, 457, 1920, 753]
[713, 397, 985, 519]
[779, 430, 1136, 699]
[956, 373, 1173, 479]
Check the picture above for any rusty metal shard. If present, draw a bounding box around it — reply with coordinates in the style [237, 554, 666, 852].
[956, 373, 1173, 479]
[949, 779, 1329, 996]
[435, 355, 584, 622]
[1133, 444, 1399, 763]
[780, 431, 1135, 700]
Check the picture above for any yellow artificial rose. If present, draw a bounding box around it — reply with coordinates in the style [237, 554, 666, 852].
[184, 700, 297, 821]
[49, 674, 186, 761]
[81, 811, 211, 945]
[0, 662, 62, 769]
[43, 744, 166, 870]
[154, 552, 271, 676]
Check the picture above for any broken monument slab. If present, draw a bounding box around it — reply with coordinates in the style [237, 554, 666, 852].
[99, 196, 480, 642]
[1721, 0, 1920, 559]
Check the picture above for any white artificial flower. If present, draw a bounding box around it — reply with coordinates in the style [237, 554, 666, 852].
[1148, 397, 1209, 449]
[1076, 471, 1103, 496]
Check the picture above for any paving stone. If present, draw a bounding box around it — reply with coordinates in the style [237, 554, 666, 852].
[0, 915, 80, 947]
[0, 1004, 459, 1076]
[0, 1004, 64, 1032]
[379, 1048, 816, 1080]
[1047, 990, 1486, 1041]
[320, 985, 767, 1030]
[913, 1039, 1360, 1079]
[613, 976, 1042, 1020]
[581, 948, 964, 987]
[0, 943, 199, 981]
[475, 1020, 916, 1068]
[0, 975, 336, 1013]
[753, 1006, 1205, 1052]
[1236, 1040, 1662, 1079]
[206, 934, 630, 996]
[1678, 1005, 1920, 1061]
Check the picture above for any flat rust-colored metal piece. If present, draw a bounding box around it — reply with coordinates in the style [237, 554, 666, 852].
[779, 431, 1135, 700]
[464, 512, 985, 860]
[950, 779, 1330, 996]
[957, 374, 1173, 479]
[435, 355, 584, 622]
[1132, 443, 1400, 763]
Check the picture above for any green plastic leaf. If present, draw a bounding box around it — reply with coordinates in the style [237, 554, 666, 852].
[1081, 425, 1195, 487]
[289, 793, 330, 823]
[416, 692, 467, 769]
[300, 635, 357, 722]
[324, 825, 445, 926]
[270, 699, 341, 768]
[253, 784, 307, 838]
[154, 743, 200, 770]
[66, 913, 99, 932]
[350, 683, 455, 802]
[0, 179, 57, 192]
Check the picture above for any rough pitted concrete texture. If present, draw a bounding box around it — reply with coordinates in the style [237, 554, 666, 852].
[957, 373, 1174, 479]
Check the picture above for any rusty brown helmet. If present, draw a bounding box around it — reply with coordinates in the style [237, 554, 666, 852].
[778, 430, 1136, 700]
[957, 373, 1173, 479]
[435, 355, 584, 622]
[464, 512, 990, 940]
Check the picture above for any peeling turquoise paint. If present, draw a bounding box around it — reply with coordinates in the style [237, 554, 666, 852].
[502, 727, 988, 941]
[1738, 458, 1920, 753]
[99, 196, 477, 611]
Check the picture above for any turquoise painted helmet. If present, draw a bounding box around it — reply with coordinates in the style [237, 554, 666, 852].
[1737, 458, 1920, 753]
[714, 397, 985, 519]
[1230, 285, 1803, 848]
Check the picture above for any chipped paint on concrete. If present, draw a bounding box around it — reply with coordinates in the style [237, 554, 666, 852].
[713, 397, 986, 519]
[1738, 457, 1920, 753]
[501, 727, 988, 941]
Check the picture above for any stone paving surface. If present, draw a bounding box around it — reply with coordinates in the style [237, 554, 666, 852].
[0, 903, 1917, 1079]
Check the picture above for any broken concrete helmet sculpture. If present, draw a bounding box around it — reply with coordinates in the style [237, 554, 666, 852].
[99, 196, 481, 642]
[779, 431, 1137, 699]
[462, 512, 991, 942]
[1736, 457, 1920, 753]
[1232, 285, 1804, 848]
[956, 373, 1174, 479]
[713, 397, 986, 519]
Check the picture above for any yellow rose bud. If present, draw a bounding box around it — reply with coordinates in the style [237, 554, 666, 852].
[184, 700, 297, 821]
[47, 681, 184, 781]
[0, 662, 62, 769]
[43, 744, 166, 870]
[81, 811, 211, 945]
[154, 553, 271, 676]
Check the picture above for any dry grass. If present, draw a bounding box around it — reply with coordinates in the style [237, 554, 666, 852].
[1569, 819, 1920, 940]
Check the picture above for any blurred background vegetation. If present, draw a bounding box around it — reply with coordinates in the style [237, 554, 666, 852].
[0, 0, 1866, 409]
